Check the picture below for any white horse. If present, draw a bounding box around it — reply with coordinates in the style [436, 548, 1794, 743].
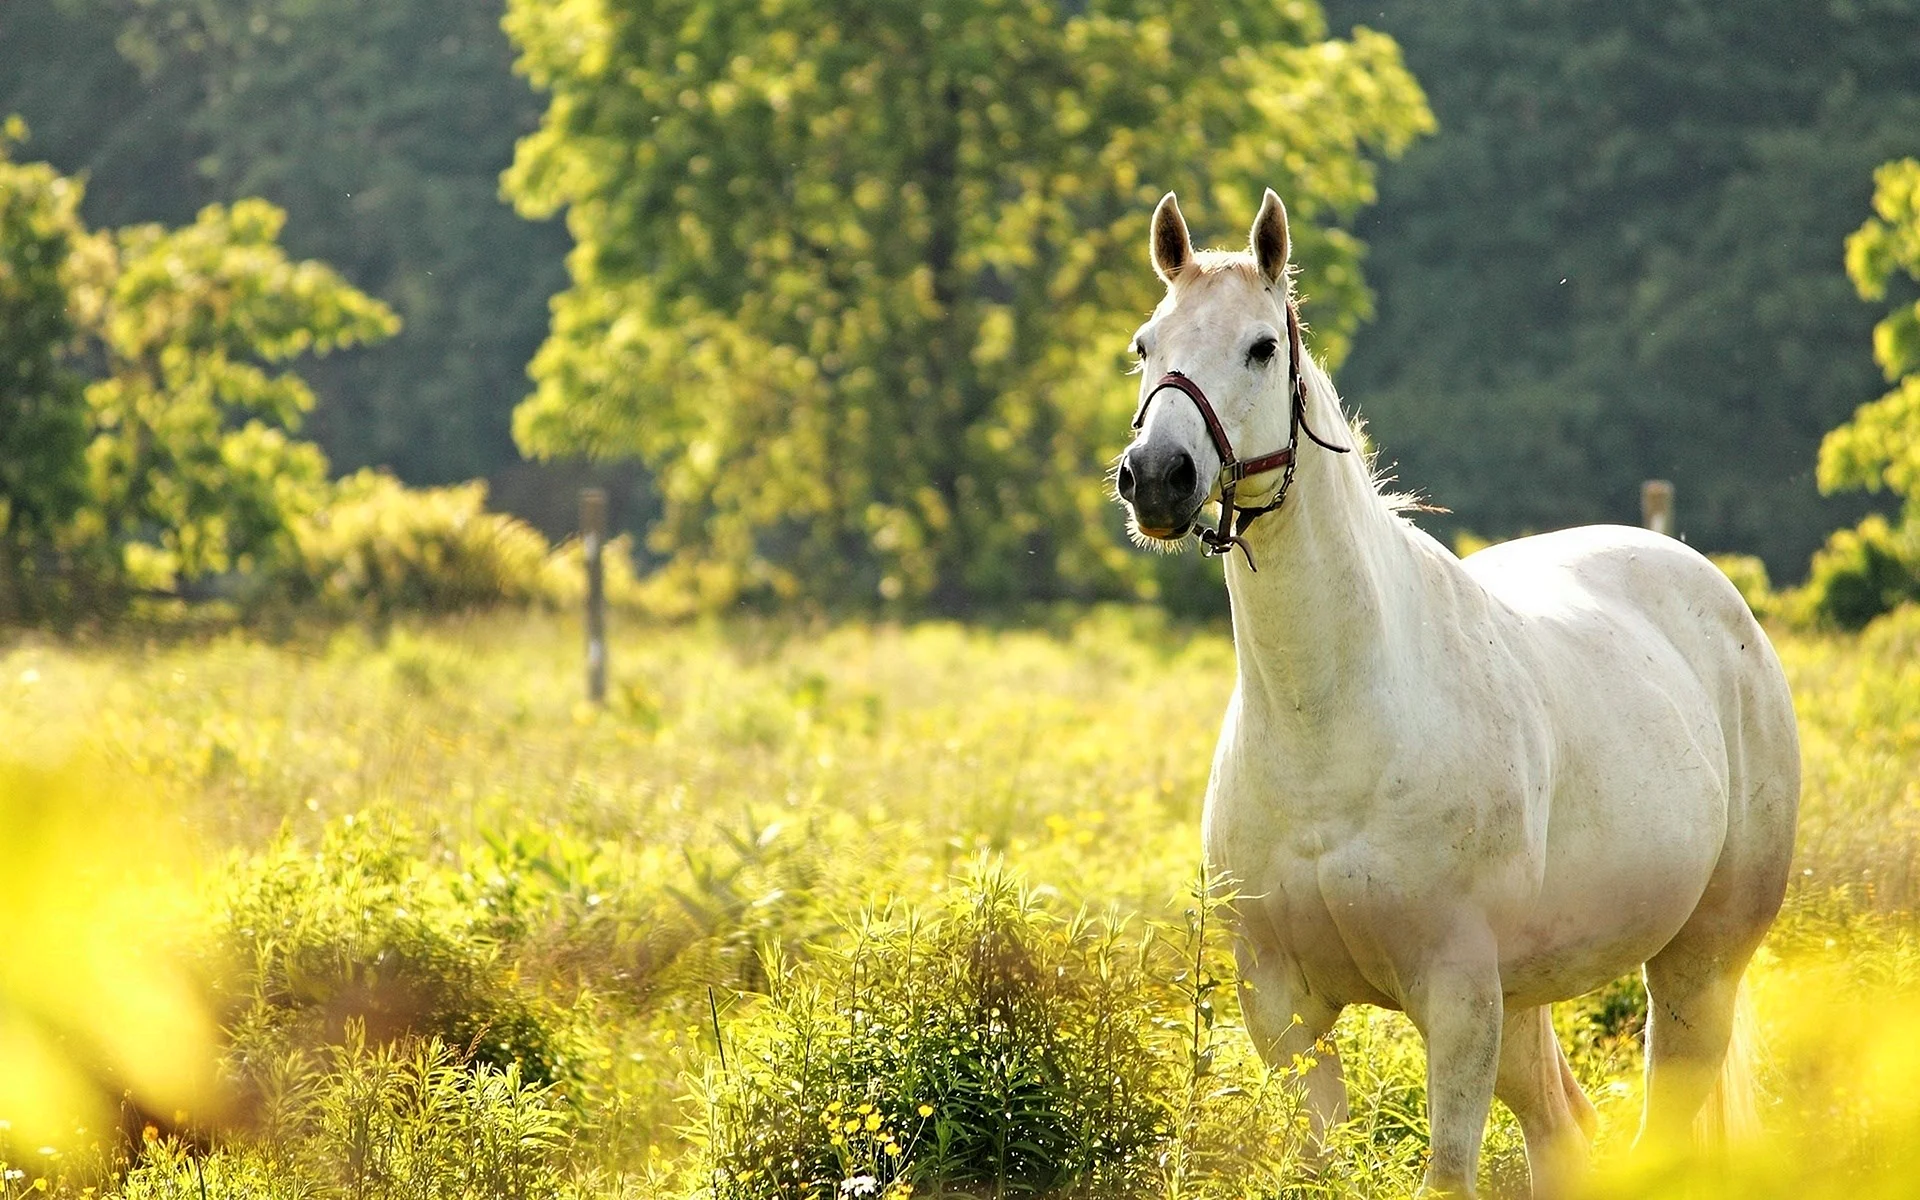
[1115, 190, 1798, 1198]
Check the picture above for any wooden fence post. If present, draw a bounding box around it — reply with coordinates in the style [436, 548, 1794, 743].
[581, 487, 608, 704]
[1641, 479, 1674, 537]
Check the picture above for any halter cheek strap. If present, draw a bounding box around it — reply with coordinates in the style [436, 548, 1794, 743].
[1129, 300, 1351, 570]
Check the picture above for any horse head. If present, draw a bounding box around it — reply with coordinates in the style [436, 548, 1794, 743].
[1117, 190, 1302, 551]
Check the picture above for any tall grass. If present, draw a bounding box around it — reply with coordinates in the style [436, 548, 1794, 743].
[0, 605, 1917, 1195]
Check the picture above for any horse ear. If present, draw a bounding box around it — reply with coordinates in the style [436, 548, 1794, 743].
[1151, 192, 1193, 284]
[1251, 188, 1290, 286]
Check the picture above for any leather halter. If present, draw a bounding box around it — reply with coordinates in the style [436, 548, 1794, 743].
[1129, 298, 1351, 570]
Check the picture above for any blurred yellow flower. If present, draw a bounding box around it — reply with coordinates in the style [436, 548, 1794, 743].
[0, 756, 216, 1146]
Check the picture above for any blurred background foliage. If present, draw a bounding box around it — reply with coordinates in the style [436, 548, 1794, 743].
[6, 0, 1920, 614]
[0, 123, 400, 617]
[1321, 0, 1920, 579]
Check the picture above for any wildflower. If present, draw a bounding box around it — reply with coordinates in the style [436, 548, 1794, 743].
[916, 1104, 933, 1118]
[142, 1124, 159, 1144]
[843, 1118, 860, 1134]
[839, 1175, 879, 1196]
[864, 1112, 882, 1131]
[885, 1142, 902, 1157]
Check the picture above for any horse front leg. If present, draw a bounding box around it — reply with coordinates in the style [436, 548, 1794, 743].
[1404, 936, 1504, 1198]
[1233, 937, 1347, 1157]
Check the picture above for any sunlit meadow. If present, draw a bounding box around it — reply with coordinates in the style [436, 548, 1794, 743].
[0, 605, 1917, 1197]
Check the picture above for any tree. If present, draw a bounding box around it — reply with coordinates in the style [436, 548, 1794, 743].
[1766, 158, 1920, 630]
[66, 197, 399, 595]
[0, 0, 569, 487]
[1820, 158, 1920, 507]
[504, 0, 1431, 612]
[0, 117, 91, 617]
[1320, 0, 1920, 577]
[112, 0, 571, 485]
[0, 1, 209, 231]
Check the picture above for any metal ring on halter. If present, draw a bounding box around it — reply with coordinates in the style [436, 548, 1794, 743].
[1130, 300, 1350, 570]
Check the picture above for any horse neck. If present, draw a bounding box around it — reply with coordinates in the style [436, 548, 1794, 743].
[1223, 364, 1421, 729]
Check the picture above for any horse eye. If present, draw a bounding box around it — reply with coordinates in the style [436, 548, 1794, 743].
[1248, 336, 1279, 365]
[1130, 339, 1146, 359]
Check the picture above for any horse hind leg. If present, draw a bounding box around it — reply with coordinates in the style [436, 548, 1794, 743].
[1495, 1005, 1595, 1199]
[1637, 840, 1777, 1150]
[1638, 663, 1794, 1151]
[1637, 942, 1756, 1152]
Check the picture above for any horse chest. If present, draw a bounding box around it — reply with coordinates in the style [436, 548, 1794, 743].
[1201, 704, 1541, 1009]
[1203, 792, 1406, 1008]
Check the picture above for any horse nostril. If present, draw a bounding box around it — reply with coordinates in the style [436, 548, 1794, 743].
[1116, 457, 1137, 502]
[1166, 450, 1197, 499]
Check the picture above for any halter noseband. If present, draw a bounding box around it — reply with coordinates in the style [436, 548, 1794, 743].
[1129, 299, 1351, 570]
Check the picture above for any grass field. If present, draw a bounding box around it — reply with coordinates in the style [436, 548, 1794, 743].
[2, 606, 1918, 1198]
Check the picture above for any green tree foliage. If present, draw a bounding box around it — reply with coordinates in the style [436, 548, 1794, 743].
[68, 198, 399, 594]
[505, 0, 1431, 611]
[1821, 159, 1920, 505]
[1320, 0, 1920, 578]
[0, 118, 91, 616]
[1797, 159, 1920, 629]
[1, 0, 568, 486]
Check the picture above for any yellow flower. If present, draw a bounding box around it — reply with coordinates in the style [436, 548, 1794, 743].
[885, 1142, 902, 1157]
[916, 1104, 933, 1118]
[843, 1118, 860, 1134]
[865, 1112, 883, 1131]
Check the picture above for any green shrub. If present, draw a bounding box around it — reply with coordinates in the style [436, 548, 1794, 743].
[285, 470, 555, 615]
[694, 866, 1167, 1199]
[686, 862, 1323, 1200]
[1798, 513, 1920, 630]
[121, 1029, 567, 1200]
[216, 814, 571, 1089]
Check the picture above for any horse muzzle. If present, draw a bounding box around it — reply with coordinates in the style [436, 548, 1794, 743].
[1117, 440, 1205, 538]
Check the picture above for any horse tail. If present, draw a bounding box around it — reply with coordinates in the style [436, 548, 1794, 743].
[1693, 985, 1761, 1145]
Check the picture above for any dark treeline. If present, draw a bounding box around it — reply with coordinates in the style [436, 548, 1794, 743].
[6, 0, 1916, 581]
[1323, 0, 1920, 578]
